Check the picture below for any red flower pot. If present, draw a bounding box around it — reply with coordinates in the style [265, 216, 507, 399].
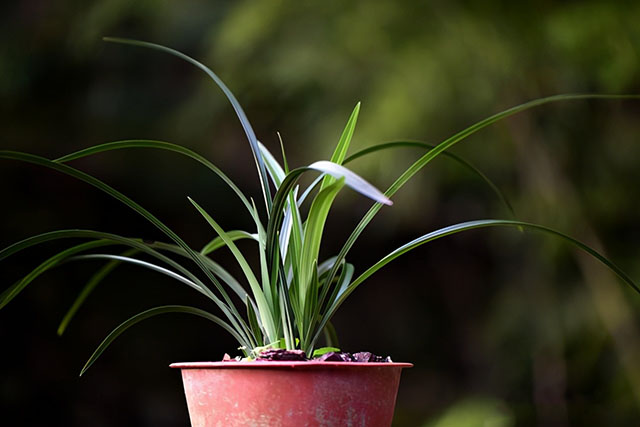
[170, 361, 412, 426]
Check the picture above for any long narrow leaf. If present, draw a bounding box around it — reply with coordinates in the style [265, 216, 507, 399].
[266, 162, 392, 276]
[277, 132, 290, 174]
[54, 139, 259, 225]
[103, 37, 273, 213]
[250, 198, 277, 331]
[0, 229, 254, 347]
[300, 260, 319, 348]
[309, 261, 353, 352]
[80, 305, 244, 376]
[0, 231, 212, 299]
[188, 197, 278, 342]
[201, 230, 258, 255]
[0, 240, 113, 309]
[258, 141, 286, 188]
[0, 151, 246, 325]
[355, 219, 639, 293]
[246, 297, 263, 345]
[318, 256, 340, 278]
[299, 179, 345, 305]
[68, 254, 206, 294]
[309, 161, 392, 206]
[323, 94, 640, 298]
[58, 248, 137, 336]
[320, 102, 360, 191]
[322, 321, 340, 349]
[279, 187, 299, 262]
[137, 240, 250, 304]
[344, 140, 516, 218]
[279, 288, 295, 349]
[298, 174, 325, 207]
[313, 219, 640, 347]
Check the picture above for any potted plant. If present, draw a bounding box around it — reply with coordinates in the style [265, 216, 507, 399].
[1, 38, 638, 426]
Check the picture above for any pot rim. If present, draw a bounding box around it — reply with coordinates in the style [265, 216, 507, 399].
[170, 361, 413, 369]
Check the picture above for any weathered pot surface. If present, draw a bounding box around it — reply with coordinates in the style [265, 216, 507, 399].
[171, 361, 413, 427]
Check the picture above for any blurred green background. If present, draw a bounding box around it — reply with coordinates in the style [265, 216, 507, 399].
[1, 0, 640, 425]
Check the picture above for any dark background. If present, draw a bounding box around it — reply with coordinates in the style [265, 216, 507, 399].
[1, 1, 640, 425]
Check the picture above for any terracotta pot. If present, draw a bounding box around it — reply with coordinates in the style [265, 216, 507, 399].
[170, 361, 412, 427]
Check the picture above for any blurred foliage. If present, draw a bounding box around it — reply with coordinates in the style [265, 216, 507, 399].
[424, 396, 513, 427]
[1, 0, 639, 426]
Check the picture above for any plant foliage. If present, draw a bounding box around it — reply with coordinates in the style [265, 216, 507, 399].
[1, 38, 638, 375]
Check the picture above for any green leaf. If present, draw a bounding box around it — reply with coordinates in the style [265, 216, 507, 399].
[279, 190, 296, 261]
[69, 253, 206, 295]
[319, 262, 354, 317]
[250, 198, 276, 322]
[318, 219, 640, 339]
[54, 139, 260, 226]
[80, 305, 243, 376]
[317, 256, 340, 277]
[277, 132, 290, 174]
[320, 102, 361, 191]
[0, 229, 255, 348]
[323, 94, 640, 302]
[102, 37, 273, 213]
[299, 179, 345, 306]
[312, 346, 341, 358]
[279, 187, 304, 271]
[58, 248, 137, 336]
[322, 321, 340, 349]
[279, 287, 295, 350]
[309, 262, 353, 351]
[246, 298, 263, 345]
[344, 140, 516, 218]
[0, 151, 238, 312]
[300, 260, 319, 347]
[148, 240, 250, 304]
[201, 230, 258, 255]
[64, 253, 259, 344]
[266, 162, 392, 301]
[188, 197, 278, 343]
[258, 141, 286, 188]
[309, 161, 392, 206]
[298, 174, 325, 207]
[1, 240, 113, 309]
[0, 231, 211, 299]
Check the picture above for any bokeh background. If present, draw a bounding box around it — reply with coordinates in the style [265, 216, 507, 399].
[2, 1, 640, 425]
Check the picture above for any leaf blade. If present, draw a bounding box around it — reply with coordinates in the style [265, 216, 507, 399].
[54, 139, 259, 224]
[313, 219, 640, 346]
[323, 94, 640, 301]
[188, 197, 278, 343]
[344, 140, 516, 218]
[320, 102, 361, 191]
[309, 161, 392, 206]
[102, 37, 273, 213]
[0, 229, 255, 348]
[80, 305, 244, 376]
[58, 248, 137, 336]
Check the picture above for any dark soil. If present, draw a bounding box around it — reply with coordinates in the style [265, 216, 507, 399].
[252, 349, 392, 362]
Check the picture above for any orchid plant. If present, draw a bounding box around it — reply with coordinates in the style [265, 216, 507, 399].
[1, 38, 639, 375]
